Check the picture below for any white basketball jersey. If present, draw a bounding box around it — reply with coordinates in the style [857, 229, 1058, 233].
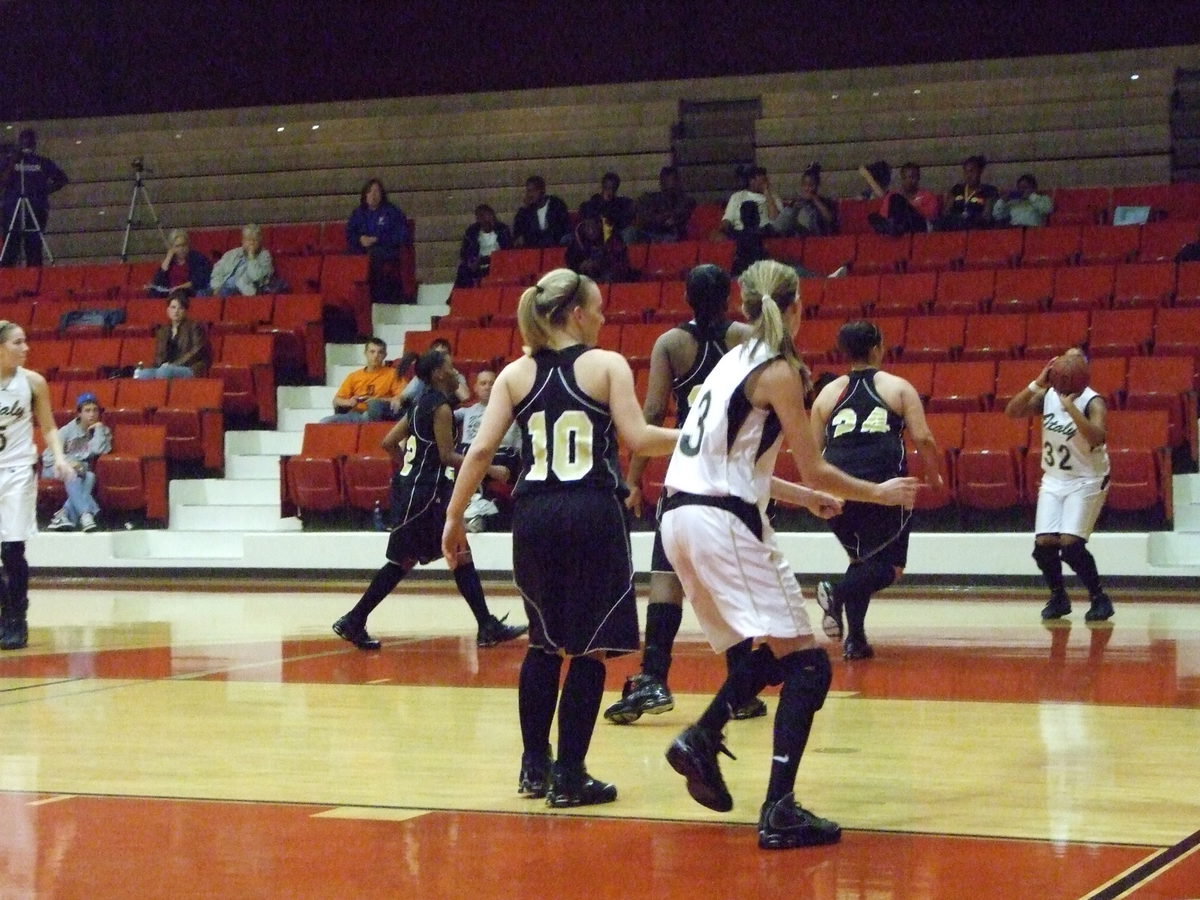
[1040, 386, 1109, 481]
[0, 368, 36, 468]
[664, 340, 782, 508]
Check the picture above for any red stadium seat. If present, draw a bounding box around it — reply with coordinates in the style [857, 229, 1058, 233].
[59, 337, 122, 381]
[270, 293, 325, 381]
[962, 314, 1026, 361]
[153, 378, 225, 468]
[284, 423, 360, 514]
[934, 269, 995, 315]
[1078, 225, 1140, 265]
[874, 271, 934, 318]
[686, 204, 725, 241]
[1111, 263, 1175, 309]
[95, 424, 168, 522]
[1153, 307, 1200, 362]
[216, 332, 279, 425]
[113, 299, 164, 337]
[1137, 221, 1199, 263]
[852, 233, 909, 275]
[1164, 182, 1200, 221]
[1052, 264, 1114, 311]
[818, 274, 879, 319]
[1177, 262, 1200, 308]
[110, 378, 168, 427]
[889, 362, 934, 403]
[1023, 311, 1089, 360]
[342, 422, 398, 514]
[319, 254, 371, 337]
[900, 315, 965, 362]
[695, 241, 735, 271]
[964, 228, 1023, 270]
[1088, 308, 1154, 358]
[455, 327, 510, 369]
[318, 221, 347, 255]
[606, 282, 661, 325]
[619, 323, 663, 368]
[643, 242, 699, 281]
[1086, 356, 1128, 407]
[796, 317, 844, 365]
[801, 235, 856, 276]
[838, 198, 875, 235]
[992, 267, 1052, 314]
[403, 328, 457, 357]
[995, 359, 1039, 408]
[273, 255, 324, 294]
[38, 265, 86, 296]
[442, 287, 502, 329]
[1125, 355, 1198, 458]
[264, 223, 322, 256]
[1050, 187, 1109, 226]
[0, 267, 40, 299]
[956, 448, 1022, 510]
[1111, 184, 1171, 220]
[1021, 226, 1081, 268]
[908, 232, 966, 273]
[928, 361, 996, 413]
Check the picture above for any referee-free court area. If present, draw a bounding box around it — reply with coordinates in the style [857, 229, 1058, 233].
[1, 582, 1198, 898]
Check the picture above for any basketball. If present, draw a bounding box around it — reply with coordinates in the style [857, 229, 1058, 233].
[1050, 352, 1089, 395]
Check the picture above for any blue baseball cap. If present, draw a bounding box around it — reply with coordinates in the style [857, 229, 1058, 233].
[76, 391, 100, 409]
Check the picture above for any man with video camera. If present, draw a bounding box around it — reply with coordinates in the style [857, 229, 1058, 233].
[2, 128, 69, 267]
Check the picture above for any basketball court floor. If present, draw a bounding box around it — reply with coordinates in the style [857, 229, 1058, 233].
[1, 581, 1198, 898]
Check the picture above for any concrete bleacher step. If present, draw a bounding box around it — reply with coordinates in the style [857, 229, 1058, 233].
[277, 406, 330, 432]
[226, 454, 282, 480]
[170, 504, 302, 532]
[1146, 473, 1200, 568]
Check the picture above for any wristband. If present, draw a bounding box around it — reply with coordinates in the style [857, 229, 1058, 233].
[1028, 380, 1044, 393]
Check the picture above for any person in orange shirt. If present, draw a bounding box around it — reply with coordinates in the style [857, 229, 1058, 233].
[321, 337, 406, 423]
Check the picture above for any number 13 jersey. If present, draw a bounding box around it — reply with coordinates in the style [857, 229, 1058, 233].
[512, 345, 625, 498]
[664, 340, 782, 508]
[1041, 387, 1109, 481]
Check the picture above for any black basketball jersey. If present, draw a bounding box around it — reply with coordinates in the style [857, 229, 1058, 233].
[672, 320, 733, 425]
[396, 387, 454, 495]
[512, 345, 625, 498]
[822, 368, 906, 482]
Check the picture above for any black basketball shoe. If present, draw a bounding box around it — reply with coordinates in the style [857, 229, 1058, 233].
[332, 615, 381, 651]
[1041, 590, 1072, 621]
[0, 620, 27, 651]
[730, 698, 768, 720]
[666, 725, 736, 812]
[758, 793, 842, 849]
[518, 745, 552, 799]
[1084, 591, 1114, 622]
[477, 614, 528, 648]
[842, 638, 874, 661]
[816, 580, 844, 641]
[603, 673, 675, 724]
[544, 762, 617, 808]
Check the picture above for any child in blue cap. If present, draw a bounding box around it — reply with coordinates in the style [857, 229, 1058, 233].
[43, 392, 112, 532]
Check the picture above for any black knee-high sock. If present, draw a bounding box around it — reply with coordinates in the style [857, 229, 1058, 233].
[1, 543, 28, 620]
[347, 561, 410, 623]
[698, 644, 783, 734]
[642, 602, 683, 681]
[452, 562, 491, 626]
[766, 648, 832, 804]
[556, 656, 606, 770]
[519, 648, 563, 758]
[840, 559, 896, 643]
[724, 637, 753, 677]
[1033, 543, 1065, 595]
[1061, 542, 1103, 596]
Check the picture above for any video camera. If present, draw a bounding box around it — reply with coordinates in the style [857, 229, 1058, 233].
[132, 156, 145, 173]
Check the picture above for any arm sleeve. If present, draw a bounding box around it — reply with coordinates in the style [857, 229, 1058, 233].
[45, 158, 69, 193]
[190, 252, 213, 291]
[88, 424, 113, 459]
[346, 209, 362, 252]
[209, 249, 235, 288]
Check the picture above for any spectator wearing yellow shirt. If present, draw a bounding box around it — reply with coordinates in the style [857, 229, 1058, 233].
[321, 337, 406, 423]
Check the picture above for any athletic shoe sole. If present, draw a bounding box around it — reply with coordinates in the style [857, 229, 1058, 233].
[816, 581, 843, 640]
[666, 736, 733, 812]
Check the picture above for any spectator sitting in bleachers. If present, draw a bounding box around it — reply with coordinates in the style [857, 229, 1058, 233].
[209, 224, 274, 296]
[936, 155, 999, 230]
[732, 201, 771, 276]
[44, 391, 111, 533]
[455, 204, 513, 288]
[579, 172, 637, 245]
[782, 163, 839, 236]
[347, 177, 410, 304]
[454, 370, 521, 533]
[565, 216, 634, 283]
[869, 162, 940, 236]
[512, 175, 570, 248]
[993, 174, 1054, 228]
[630, 165, 697, 243]
[135, 295, 211, 379]
[321, 337, 408, 424]
[718, 166, 790, 238]
[151, 229, 212, 298]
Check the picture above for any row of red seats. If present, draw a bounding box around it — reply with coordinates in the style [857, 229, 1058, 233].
[450, 261, 1200, 331]
[0, 254, 373, 339]
[36, 334, 278, 428]
[411, 307, 1200, 372]
[42, 378, 224, 470]
[281, 423, 396, 517]
[1, 292, 324, 381]
[36, 424, 168, 523]
[481, 221, 1200, 288]
[629, 409, 1173, 520]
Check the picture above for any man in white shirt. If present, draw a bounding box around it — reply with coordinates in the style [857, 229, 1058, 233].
[718, 166, 790, 237]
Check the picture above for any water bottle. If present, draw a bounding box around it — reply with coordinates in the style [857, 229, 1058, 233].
[134, 361, 144, 379]
[372, 500, 385, 531]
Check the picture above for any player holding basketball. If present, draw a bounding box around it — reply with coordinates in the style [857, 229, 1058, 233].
[1005, 348, 1114, 622]
[606, 264, 766, 725]
[659, 261, 918, 849]
[0, 321, 74, 650]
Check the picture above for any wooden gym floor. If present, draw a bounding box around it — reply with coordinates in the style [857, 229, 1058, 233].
[0, 582, 1198, 899]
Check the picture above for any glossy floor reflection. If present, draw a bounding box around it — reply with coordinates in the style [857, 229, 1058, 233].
[1, 586, 1198, 898]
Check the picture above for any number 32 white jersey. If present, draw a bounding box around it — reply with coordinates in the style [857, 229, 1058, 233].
[664, 340, 782, 508]
[1040, 387, 1109, 482]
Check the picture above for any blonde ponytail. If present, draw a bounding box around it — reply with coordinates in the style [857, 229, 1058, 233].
[516, 268, 596, 355]
[738, 260, 803, 370]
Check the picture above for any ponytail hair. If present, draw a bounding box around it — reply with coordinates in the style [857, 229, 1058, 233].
[0, 320, 17, 343]
[738, 260, 803, 371]
[517, 268, 596, 355]
[685, 263, 731, 337]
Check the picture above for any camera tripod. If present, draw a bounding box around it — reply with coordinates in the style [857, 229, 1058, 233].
[120, 158, 166, 262]
[1, 152, 54, 266]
